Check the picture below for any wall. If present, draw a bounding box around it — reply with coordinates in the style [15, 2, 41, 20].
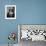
[0, 0, 17, 44]
[17, 0, 46, 24]
[0, 0, 46, 44]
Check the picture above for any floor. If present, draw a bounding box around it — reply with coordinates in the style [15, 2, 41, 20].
[19, 39, 46, 46]
[0, 40, 46, 46]
[0, 44, 18, 46]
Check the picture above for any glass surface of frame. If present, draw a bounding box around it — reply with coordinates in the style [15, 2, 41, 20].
[5, 5, 16, 19]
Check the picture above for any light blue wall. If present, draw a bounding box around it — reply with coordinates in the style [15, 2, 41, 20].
[0, 0, 46, 44]
[17, 0, 46, 24]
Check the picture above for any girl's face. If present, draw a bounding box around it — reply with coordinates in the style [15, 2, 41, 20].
[9, 9, 13, 16]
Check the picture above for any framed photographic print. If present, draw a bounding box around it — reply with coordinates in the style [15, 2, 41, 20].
[5, 5, 16, 19]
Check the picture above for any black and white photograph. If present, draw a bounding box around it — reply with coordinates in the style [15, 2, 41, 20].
[5, 5, 16, 19]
